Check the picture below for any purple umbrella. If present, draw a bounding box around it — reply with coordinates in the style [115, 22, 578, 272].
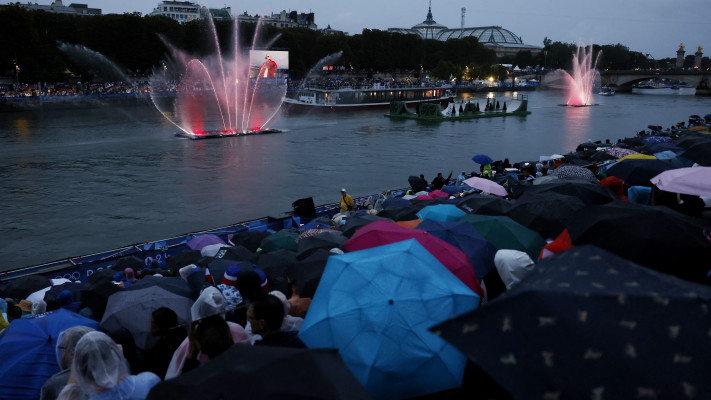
[187, 234, 225, 250]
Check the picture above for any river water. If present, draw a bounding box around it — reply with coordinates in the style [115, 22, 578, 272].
[1, 90, 709, 270]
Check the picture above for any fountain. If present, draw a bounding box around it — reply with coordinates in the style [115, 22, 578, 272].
[542, 44, 601, 106]
[149, 14, 287, 139]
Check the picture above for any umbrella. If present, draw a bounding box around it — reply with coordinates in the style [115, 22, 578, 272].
[431, 245, 711, 400]
[645, 142, 683, 153]
[416, 203, 466, 222]
[343, 220, 484, 297]
[641, 135, 672, 144]
[230, 231, 271, 252]
[512, 179, 616, 206]
[395, 219, 422, 229]
[298, 220, 334, 231]
[100, 286, 193, 350]
[146, 345, 372, 400]
[491, 174, 523, 193]
[463, 176, 508, 197]
[299, 239, 479, 400]
[0, 308, 99, 400]
[381, 197, 411, 210]
[408, 175, 427, 193]
[341, 215, 393, 238]
[653, 150, 680, 160]
[566, 201, 711, 283]
[552, 164, 598, 183]
[680, 141, 711, 166]
[285, 258, 328, 299]
[674, 135, 711, 150]
[296, 235, 344, 260]
[258, 230, 299, 253]
[43, 281, 88, 308]
[212, 245, 257, 264]
[186, 234, 225, 251]
[166, 249, 203, 270]
[256, 249, 300, 294]
[618, 153, 657, 161]
[651, 166, 711, 197]
[4, 275, 52, 301]
[472, 154, 494, 165]
[124, 275, 194, 299]
[532, 175, 559, 185]
[80, 278, 120, 320]
[588, 150, 617, 162]
[456, 194, 512, 216]
[416, 220, 497, 281]
[506, 192, 586, 239]
[26, 278, 71, 305]
[605, 159, 677, 187]
[602, 147, 638, 158]
[109, 256, 146, 272]
[459, 214, 546, 261]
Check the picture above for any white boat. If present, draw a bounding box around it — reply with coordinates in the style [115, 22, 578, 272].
[599, 86, 615, 96]
[632, 81, 696, 95]
[282, 85, 455, 112]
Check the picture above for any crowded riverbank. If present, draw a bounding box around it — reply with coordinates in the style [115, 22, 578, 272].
[1, 111, 710, 399]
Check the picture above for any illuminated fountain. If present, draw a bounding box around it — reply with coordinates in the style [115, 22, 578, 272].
[149, 15, 287, 138]
[542, 44, 601, 106]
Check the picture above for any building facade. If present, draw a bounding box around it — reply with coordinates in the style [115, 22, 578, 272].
[388, 4, 541, 58]
[9, 0, 101, 16]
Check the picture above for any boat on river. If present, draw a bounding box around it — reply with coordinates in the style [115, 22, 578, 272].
[599, 86, 615, 96]
[632, 81, 696, 95]
[282, 85, 455, 112]
[385, 95, 531, 121]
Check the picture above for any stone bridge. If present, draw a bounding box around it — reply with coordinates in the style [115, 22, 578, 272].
[600, 70, 711, 89]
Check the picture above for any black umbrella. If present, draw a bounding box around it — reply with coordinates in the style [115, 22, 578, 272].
[681, 141, 711, 166]
[4, 275, 52, 301]
[490, 174, 521, 193]
[341, 215, 393, 238]
[146, 344, 372, 400]
[124, 275, 194, 300]
[109, 256, 146, 271]
[507, 192, 586, 239]
[408, 175, 427, 193]
[674, 135, 711, 150]
[456, 193, 512, 216]
[43, 281, 87, 309]
[566, 202, 711, 284]
[511, 179, 616, 206]
[230, 231, 271, 252]
[213, 245, 257, 264]
[166, 249, 203, 271]
[296, 235, 343, 260]
[431, 245, 711, 400]
[645, 142, 683, 154]
[256, 249, 299, 295]
[588, 150, 617, 162]
[86, 268, 117, 284]
[80, 279, 121, 320]
[286, 258, 328, 299]
[605, 159, 677, 186]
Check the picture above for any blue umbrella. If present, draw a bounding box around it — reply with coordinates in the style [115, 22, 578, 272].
[298, 220, 333, 232]
[472, 154, 494, 165]
[416, 219, 497, 281]
[0, 308, 99, 400]
[416, 204, 466, 222]
[299, 239, 479, 400]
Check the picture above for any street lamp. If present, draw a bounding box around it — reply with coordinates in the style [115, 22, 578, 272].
[14, 61, 20, 87]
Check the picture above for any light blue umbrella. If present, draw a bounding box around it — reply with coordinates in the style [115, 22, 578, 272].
[415, 203, 466, 222]
[653, 150, 679, 160]
[299, 239, 479, 400]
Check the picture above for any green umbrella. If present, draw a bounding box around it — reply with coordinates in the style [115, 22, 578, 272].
[459, 214, 546, 260]
[259, 230, 299, 253]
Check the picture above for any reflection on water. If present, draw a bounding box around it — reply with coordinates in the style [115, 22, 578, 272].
[0, 91, 708, 269]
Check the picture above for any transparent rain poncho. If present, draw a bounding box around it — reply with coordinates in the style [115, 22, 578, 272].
[72, 331, 129, 396]
[55, 325, 96, 370]
[190, 286, 226, 321]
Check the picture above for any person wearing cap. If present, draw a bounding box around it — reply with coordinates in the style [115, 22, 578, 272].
[339, 188, 354, 212]
[216, 265, 243, 311]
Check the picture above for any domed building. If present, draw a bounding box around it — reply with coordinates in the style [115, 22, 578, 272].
[388, 3, 541, 58]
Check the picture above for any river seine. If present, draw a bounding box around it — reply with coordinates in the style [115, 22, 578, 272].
[1, 90, 709, 270]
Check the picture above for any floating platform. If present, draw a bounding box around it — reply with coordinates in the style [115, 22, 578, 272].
[385, 95, 531, 121]
[175, 128, 282, 140]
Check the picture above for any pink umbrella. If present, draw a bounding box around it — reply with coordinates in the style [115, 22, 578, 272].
[343, 220, 484, 300]
[428, 189, 450, 199]
[650, 166, 711, 197]
[463, 176, 508, 197]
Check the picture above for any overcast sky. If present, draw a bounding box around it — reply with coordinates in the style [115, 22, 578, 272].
[20, 0, 711, 59]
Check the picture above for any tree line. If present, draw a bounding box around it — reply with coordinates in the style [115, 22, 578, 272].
[1, 4, 707, 84]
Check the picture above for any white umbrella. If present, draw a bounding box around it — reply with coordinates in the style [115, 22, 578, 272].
[25, 278, 72, 304]
[650, 166, 711, 197]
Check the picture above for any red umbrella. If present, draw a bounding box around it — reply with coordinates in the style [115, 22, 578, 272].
[343, 220, 484, 300]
